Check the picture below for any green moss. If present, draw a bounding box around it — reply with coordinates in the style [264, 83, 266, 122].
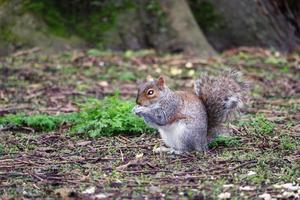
[189, 1, 222, 31]
[208, 135, 241, 148]
[0, 113, 79, 131]
[239, 114, 276, 135]
[22, 0, 135, 44]
[251, 114, 276, 135]
[0, 15, 20, 44]
[0, 27, 16, 42]
[23, 0, 69, 37]
[0, 143, 4, 154]
[146, 0, 166, 23]
[279, 135, 297, 150]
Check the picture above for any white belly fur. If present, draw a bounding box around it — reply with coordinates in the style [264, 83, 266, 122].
[158, 122, 186, 150]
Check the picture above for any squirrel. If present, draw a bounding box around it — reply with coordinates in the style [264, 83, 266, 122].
[132, 71, 248, 154]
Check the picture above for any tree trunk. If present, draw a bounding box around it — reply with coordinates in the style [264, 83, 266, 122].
[158, 0, 215, 57]
[0, 0, 85, 56]
[190, 0, 300, 51]
[105, 0, 216, 57]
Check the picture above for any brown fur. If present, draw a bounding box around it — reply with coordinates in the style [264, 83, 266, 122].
[136, 81, 161, 106]
[195, 71, 249, 132]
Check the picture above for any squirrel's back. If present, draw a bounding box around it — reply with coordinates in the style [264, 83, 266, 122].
[194, 71, 249, 132]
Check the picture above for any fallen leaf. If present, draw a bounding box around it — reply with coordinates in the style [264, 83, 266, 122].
[218, 192, 231, 199]
[259, 193, 271, 200]
[82, 186, 96, 194]
[247, 171, 256, 176]
[239, 186, 255, 191]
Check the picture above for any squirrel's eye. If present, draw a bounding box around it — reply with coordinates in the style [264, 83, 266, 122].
[147, 89, 154, 96]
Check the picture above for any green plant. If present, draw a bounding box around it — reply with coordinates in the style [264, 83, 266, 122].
[23, 0, 134, 43]
[189, 1, 222, 31]
[208, 135, 240, 148]
[250, 114, 275, 135]
[119, 71, 136, 81]
[279, 135, 296, 150]
[0, 113, 78, 131]
[0, 96, 153, 137]
[72, 96, 154, 137]
[0, 144, 4, 154]
[265, 56, 287, 65]
[24, 1, 69, 37]
[87, 49, 112, 57]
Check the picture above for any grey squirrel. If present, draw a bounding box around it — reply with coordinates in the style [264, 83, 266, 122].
[133, 71, 248, 153]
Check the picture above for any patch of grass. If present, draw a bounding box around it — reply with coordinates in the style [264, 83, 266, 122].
[246, 162, 271, 185]
[252, 114, 275, 135]
[241, 114, 275, 135]
[72, 96, 154, 137]
[0, 96, 153, 137]
[208, 135, 240, 148]
[124, 49, 155, 58]
[265, 56, 287, 65]
[0, 113, 78, 131]
[279, 135, 297, 150]
[280, 65, 290, 73]
[119, 71, 136, 81]
[87, 49, 113, 57]
[0, 143, 4, 154]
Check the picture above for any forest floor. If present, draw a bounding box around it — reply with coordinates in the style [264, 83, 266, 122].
[0, 48, 299, 199]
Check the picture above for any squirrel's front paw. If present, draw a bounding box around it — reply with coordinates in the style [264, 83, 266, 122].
[132, 105, 149, 116]
[132, 105, 142, 115]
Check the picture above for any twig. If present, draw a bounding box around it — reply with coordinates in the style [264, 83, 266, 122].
[120, 149, 124, 162]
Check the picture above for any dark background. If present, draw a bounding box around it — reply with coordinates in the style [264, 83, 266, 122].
[1, 0, 300, 56]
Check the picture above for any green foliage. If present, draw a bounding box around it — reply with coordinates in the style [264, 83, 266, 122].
[240, 114, 275, 135]
[249, 114, 275, 135]
[23, 0, 69, 37]
[0, 27, 18, 43]
[280, 65, 290, 73]
[0, 113, 78, 131]
[87, 49, 110, 57]
[0, 143, 4, 154]
[189, 1, 222, 31]
[208, 135, 240, 148]
[119, 71, 136, 81]
[124, 49, 156, 58]
[72, 96, 154, 137]
[146, 0, 166, 26]
[0, 97, 153, 137]
[265, 56, 287, 65]
[279, 135, 297, 150]
[23, 0, 134, 43]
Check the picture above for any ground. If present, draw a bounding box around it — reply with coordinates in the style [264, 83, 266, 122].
[0, 47, 299, 199]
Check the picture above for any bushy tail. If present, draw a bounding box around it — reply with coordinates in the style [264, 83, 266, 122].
[194, 70, 249, 131]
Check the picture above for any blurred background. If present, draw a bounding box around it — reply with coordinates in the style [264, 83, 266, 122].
[1, 0, 300, 56]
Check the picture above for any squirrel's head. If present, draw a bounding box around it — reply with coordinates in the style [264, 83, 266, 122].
[135, 76, 167, 106]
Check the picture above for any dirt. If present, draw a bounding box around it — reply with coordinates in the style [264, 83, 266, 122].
[0, 47, 299, 199]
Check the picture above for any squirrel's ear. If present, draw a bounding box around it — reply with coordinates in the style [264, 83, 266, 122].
[157, 76, 165, 89]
